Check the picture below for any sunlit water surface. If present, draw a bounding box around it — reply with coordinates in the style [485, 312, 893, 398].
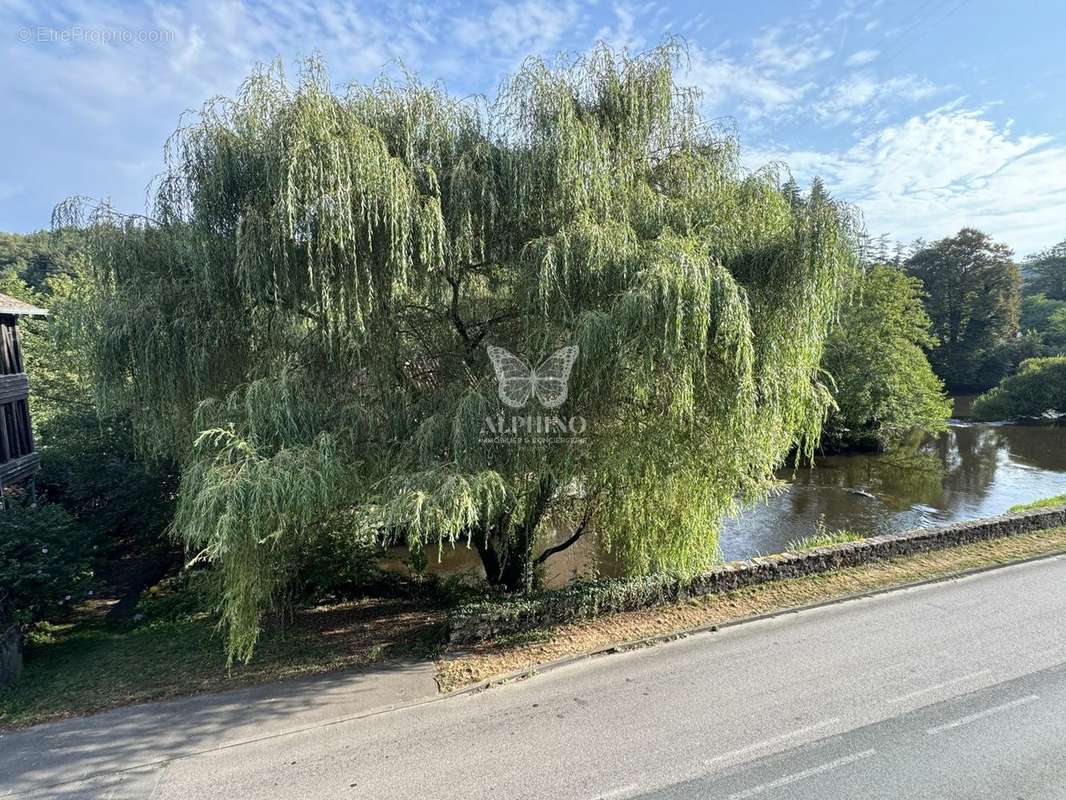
[383, 414, 1066, 587]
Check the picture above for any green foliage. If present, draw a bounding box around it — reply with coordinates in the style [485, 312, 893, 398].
[786, 528, 864, 552]
[133, 570, 219, 624]
[0, 229, 85, 290]
[1053, 309, 1066, 349]
[1021, 293, 1066, 353]
[2, 250, 176, 539]
[1023, 239, 1066, 301]
[35, 408, 177, 550]
[1022, 293, 1066, 331]
[822, 265, 951, 449]
[0, 504, 95, 627]
[971, 356, 1066, 420]
[906, 228, 1022, 391]
[291, 530, 401, 603]
[1009, 493, 1066, 513]
[0, 238, 177, 566]
[0, 267, 85, 431]
[450, 521, 864, 642]
[978, 330, 1049, 389]
[449, 572, 690, 645]
[66, 44, 858, 661]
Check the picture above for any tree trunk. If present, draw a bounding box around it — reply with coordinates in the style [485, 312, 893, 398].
[473, 477, 554, 593]
[473, 517, 535, 592]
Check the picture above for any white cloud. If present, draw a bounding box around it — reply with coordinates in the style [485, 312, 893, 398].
[592, 2, 645, 52]
[815, 73, 939, 124]
[2, 0, 1062, 257]
[452, 0, 582, 56]
[845, 49, 879, 66]
[746, 106, 1066, 254]
[688, 46, 809, 119]
[753, 27, 833, 74]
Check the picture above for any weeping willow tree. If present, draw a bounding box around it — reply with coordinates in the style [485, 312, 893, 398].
[61, 42, 858, 661]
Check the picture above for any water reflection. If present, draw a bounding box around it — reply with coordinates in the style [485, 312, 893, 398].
[719, 422, 1066, 560]
[381, 421, 1066, 586]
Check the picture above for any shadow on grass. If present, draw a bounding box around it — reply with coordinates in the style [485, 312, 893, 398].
[0, 596, 447, 731]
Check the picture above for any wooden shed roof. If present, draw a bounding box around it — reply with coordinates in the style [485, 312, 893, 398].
[0, 292, 48, 318]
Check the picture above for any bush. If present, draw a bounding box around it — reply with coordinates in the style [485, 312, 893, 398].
[133, 570, 219, 624]
[1021, 293, 1066, 353]
[0, 504, 96, 627]
[449, 573, 688, 645]
[35, 407, 177, 555]
[971, 356, 1066, 420]
[972, 331, 1048, 390]
[292, 528, 399, 604]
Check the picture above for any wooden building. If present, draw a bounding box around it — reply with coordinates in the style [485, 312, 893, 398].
[0, 292, 47, 490]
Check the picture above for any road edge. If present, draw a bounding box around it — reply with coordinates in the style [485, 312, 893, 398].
[7, 548, 1064, 799]
[440, 546, 1066, 696]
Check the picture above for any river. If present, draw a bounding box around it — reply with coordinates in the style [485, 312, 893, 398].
[382, 402, 1066, 587]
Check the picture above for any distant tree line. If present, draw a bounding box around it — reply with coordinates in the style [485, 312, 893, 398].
[852, 227, 1066, 420]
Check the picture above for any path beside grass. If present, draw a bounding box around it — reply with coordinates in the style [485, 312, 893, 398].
[0, 596, 446, 731]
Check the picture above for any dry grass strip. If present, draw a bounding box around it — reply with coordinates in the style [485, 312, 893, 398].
[436, 527, 1066, 692]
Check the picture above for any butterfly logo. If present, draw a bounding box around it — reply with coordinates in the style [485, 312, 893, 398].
[487, 345, 579, 409]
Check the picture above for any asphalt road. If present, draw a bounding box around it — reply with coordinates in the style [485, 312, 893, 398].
[6, 554, 1066, 799]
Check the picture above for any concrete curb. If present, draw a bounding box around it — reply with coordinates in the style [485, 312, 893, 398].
[443, 546, 1066, 695]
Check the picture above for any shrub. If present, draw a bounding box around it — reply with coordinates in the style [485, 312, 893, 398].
[0, 504, 96, 627]
[133, 570, 219, 624]
[292, 528, 403, 604]
[36, 407, 177, 555]
[971, 356, 1066, 420]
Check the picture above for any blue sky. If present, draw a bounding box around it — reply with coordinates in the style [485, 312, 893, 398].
[2, 0, 1064, 255]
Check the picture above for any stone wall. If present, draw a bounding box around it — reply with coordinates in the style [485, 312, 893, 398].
[449, 505, 1066, 645]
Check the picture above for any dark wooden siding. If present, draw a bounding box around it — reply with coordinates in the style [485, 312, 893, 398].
[0, 315, 37, 486]
[0, 316, 22, 374]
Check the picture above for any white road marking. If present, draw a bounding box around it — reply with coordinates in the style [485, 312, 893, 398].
[889, 670, 992, 704]
[704, 718, 842, 767]
[726, 749, 877, 799]
[926, 695, 1039, 735]
[590, 783, 640, 800]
